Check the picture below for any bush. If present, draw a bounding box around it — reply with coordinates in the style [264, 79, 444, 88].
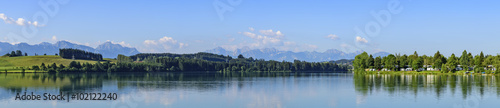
[486, 70, 492, 74]
[47, 69, 57, 73]
[441, 67, 449, 73]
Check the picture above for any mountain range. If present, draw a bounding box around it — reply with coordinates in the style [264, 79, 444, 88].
[0, 41, 140, 58]
[205, 47, 390, 62]
[0, 41, 389, 61]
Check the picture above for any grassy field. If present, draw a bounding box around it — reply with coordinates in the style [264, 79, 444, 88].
[0, 55, 115, 72]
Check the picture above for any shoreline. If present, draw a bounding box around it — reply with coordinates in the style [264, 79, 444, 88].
[356, 71, 499, 75]
[0, 70, 351, 73]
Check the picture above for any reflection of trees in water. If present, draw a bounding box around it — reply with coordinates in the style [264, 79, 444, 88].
[1, 72, 345, 94]
[115, 72, 335, 91]
[354, 74, 499, 99]
[1, 73, 106, 94]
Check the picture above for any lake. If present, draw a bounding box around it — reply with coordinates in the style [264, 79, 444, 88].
[0, 72, 499, 108]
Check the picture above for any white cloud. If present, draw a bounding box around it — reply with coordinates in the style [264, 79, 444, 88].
[228, 38, 235, 42]
[142, 36, 188, 53]
[0, 13, 41, 27]
[249, 27, 254, 31]
[242, 32, 257, 38]
[61, 40, 91, 46]
[51, 36, 57, 41]
[222, 28, 318, 52]
[159, 37, 177, 43]
[356, 36, 368, 43]
[144, 40, 157, 45]
[106, 40, 132, 47]
[15, 18, 26, 26]
[241, 31, 283, 47]
[259, 29, 284, 38]
[280, 41, 318, 52]
[326, 34, 339, 40]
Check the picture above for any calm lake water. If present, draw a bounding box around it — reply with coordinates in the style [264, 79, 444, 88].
[0, 72, 499, 108]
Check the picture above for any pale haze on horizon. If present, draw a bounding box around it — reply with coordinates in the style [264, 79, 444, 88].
[1, 0, 500, 56]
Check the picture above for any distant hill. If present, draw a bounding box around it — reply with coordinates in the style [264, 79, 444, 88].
[205, 47, 390, 62]
[330, 59, 354, 65]
[95, 42, 141, 58]
[130, 52, 232, 62]
[0, 41, 140, 58]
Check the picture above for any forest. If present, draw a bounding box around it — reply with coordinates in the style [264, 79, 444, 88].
[353, 50, 500, 74]
[59, 48, 103, 60]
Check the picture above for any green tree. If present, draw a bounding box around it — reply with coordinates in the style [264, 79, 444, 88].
[474, 55, 484, 73]
[412, 57, 423, 70]
[15, 50, 22, 56]
[441, 64, 449, 73]
[433, 51, 443, 69]
[51, 63, 58, 70]
[40, 63, 47, 71]
[10, 51, 15, 57]
[353, 52, 369, 71]
[459, 50, 469, 69]
[447, 53, 459, 73]
[399, 54, 407, 68]
[385, 54, 396, 71]
[367, 55, 374, 68]
[58, 64, 65, 70]
[374, 56, 382, 70]
[32, 65, 40, 72]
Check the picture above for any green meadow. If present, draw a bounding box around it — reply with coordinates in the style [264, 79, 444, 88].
[0, 55, 115, 72]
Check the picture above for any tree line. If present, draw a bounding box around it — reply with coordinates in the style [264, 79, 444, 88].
[59, 48, 103, 60]
[3, 50, 28, 57]
[31, 53, 349, 73]
[353, 50, 500, 73]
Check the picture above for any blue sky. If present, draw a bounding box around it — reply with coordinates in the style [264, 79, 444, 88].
[1, 0, 500, 56]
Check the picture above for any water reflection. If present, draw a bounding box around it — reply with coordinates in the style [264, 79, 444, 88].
[354, 74, 500, 99]
[2, 72, 499, 107]
[0, 72, 351, 99]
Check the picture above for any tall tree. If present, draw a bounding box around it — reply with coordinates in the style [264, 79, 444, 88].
[374, 56, 382, 70]
[447, 53, 458, 73]
[385, 54, 396, 71]
[399, 54, 407, 68]
[353, 52, 369, 71]
[433, 51, 444, 69]
[412, 57, 423, 70]
[367, 55, 374, 68]
[468, 53, 474, 66]
[459, 50, 469, 69]
[474, 55, 484, 73]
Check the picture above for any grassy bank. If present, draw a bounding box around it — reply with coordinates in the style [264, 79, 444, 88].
[0, 55, 113, 72]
